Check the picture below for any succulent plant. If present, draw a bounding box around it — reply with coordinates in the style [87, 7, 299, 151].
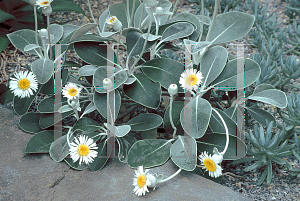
[232, 122, 294, 185]
[278, 90, 300, 127]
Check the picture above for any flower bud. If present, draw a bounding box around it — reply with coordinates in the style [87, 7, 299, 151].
[155, 7, 163, 15]
[147, 174, 157, 188]
[42, 6, 52, 16]
[168, 84, 178, 96]
[38, 29, 48, 38]
[103, 78, 113, 90]
[145, 0, 158, 8]
[107, 16, 122, 31]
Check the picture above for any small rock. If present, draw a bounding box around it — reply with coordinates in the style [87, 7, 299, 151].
[236, 182, 242, 188]
[271, 196, 276, 200]
[245, 183, 250, 190]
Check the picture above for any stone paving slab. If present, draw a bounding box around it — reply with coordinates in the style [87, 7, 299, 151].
[0, 107, 253, 201]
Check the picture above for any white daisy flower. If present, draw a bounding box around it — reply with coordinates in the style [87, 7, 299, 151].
[198, 151, 223, 178]
[179, 69, 203, 91]
[62, 83, 82, 100]
[106, 16, 122, 31]
[133, 166, 155, 196]
[9, 71, 38, 98]
[69, 135, 98, 166]
[35, 0, 53, 9]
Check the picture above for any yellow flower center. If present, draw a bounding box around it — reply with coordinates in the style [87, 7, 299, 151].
[109, 17, 116, 23]
[77, 144, 90, 156]
[41, 1, 49, 5]
[185, 74, 198, 86]
[137, 174, 147, 188]
[203, 158, 217, 172]
[18, 78, 30, 90]
[68, 88, 78, 97]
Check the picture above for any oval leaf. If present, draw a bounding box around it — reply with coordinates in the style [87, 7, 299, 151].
[141, 58, 185, 93]
[73, 117, 100, 132]
[161, 22, 194, 42]
[247, 89, 287, 108]
[211, 58, 260, 91]
[49, 134, 72, 162]
[200, 46, 228, 86]
[126, 113, 163, 131]
[246, 107, 276, 127]
[25, 130, 61, 153]
[170, 135, 197, 171]
[93, 89, 121, 119]
[64, 158, 88, 170]
[123, 74, 161, 109]
[19, 112, 42, 134]
[180, 96, 212, 139]
[89, 141, 111, 171]
[209, 11, 255, 44]
[49, 24, 64, 44]
[31, 58, 53, 84]
[70, 23, 97, 41]
[127, 139, 172, 168]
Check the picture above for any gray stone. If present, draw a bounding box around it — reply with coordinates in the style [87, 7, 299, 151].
[0, 107, 253, 201]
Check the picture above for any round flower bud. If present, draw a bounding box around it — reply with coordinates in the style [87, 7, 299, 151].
[155, 7, 163, 15]
[42, 6, 52, 16]
[147, 174, 157, 188]
[29, 0, 37, 6]
[145, 0, 158, 8]
[168, 84, 178, 96]
[103, 78, 113, 90]
[38, 29, 48, 38]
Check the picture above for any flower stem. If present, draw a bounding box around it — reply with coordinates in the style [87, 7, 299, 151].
[87, 0, 101, 35]
[169, 95, 177, 139]
[206, 0, 220, 41]
[198, 0, 204, 42]
[129, 0, 136, 27]
[66, 127, 73, 148]
[129, 9, 153, 75]
[171, 0, 179, 17]
[211, 107, 229, 155]
[47, 15, 52, 60]
[159, 168, 182, 183]
[116, 29, 122, 67]
[138, 0, 146, 29]
[33, 5, 43, 57]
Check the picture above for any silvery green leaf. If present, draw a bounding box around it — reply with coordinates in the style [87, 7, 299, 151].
[7, 29, 43, 55]
[99, 32, 116, 37]
[183, 39, 211, 54]
[195, 15, 211, 25]
[49, 134, 73, 162]
[24, 44, 43, 52]
[49, 24, 63, 44]
[211, 58, 260, 91]
[180, 96, 211, 139]
[123, 76, 136, 85]
[80, 102, 97, 118]
[134, 3, 148, 28]
[208, 11, 255, 44]
[62, 24, 79, 41]
[142, 33, 161, 41]
[58, 105, 73, 113]
[161, 22, 194, 42]
[247, 89, 287, 108]
[31, 58, 54, 84]
[170, 135, 197, 171]
[78, 65, 98, 76]
[165, 13, 201, 41]
[70, 23, 98, 41]
[99, 8, 109, 32]
[200, 45, 228, 86]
